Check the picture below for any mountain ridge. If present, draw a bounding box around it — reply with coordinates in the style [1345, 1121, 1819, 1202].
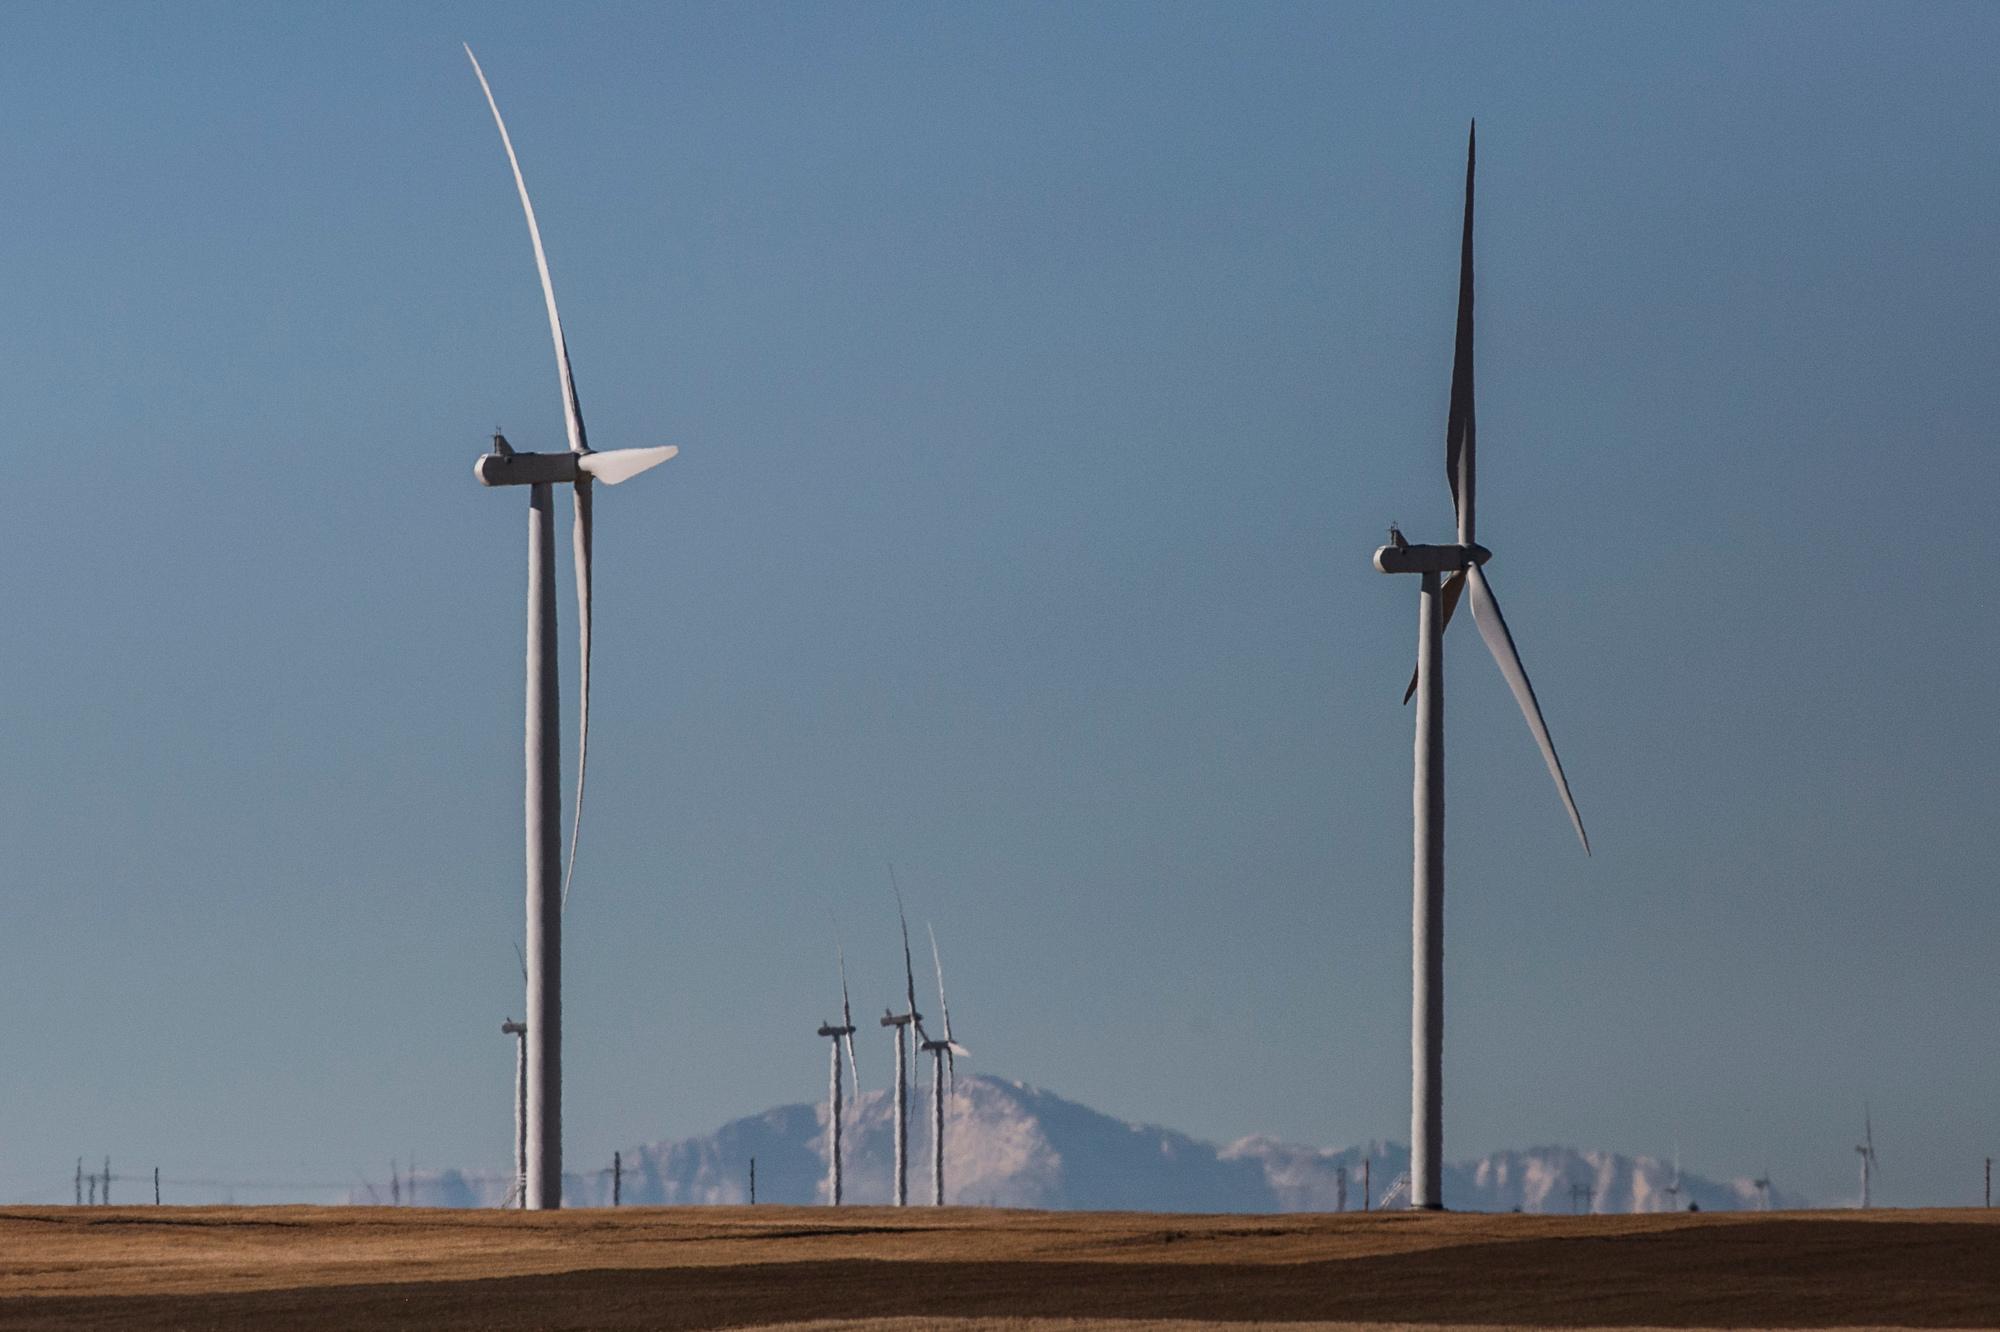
[395, 1073, 1805, 1213]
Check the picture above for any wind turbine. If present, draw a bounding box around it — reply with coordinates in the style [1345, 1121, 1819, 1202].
[880, 879, 923, 1207]
[816, 949, 860, 1205]
[501, 1017, 527, 1209]
[1856, 1108, 1878, 1209]
[464, 48, 679, 1210]
[1663, 1145, 1681, 1212]
[1753, 1169, 1772, 1212]
[1372, 123, 1590, 1211]
[919, 924, 971, 1206]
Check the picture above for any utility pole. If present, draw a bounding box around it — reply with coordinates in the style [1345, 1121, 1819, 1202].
[613, 1151, 621, 1207]
[1364, 1159, 1371, 1212]
[749, 1157, 756, 1205]
[75, 1159, 82, 1207]
[104, 1158, 111, 1206]
[1985, 1157, 1991, 1208]
[154, 1167, 161, 1206]
[1336, 1166, 1347, 1213]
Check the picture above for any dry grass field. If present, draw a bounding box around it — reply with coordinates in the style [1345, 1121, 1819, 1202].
[0, 1205, 1994, 1330]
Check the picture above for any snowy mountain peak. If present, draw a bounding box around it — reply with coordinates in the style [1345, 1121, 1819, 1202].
[392, 1074, 1805, 1212]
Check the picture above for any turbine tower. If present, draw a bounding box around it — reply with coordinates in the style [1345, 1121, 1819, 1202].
[816, 949, 860, 1205]
[880, 882, 923, 1206]
[919, 924, 971, 1206]
[466, 46, 679, 1210]
[1372, 124, 1590, 1211]
[501, 1018, 527, 1208]
[1856, 1096, 1872, 1200]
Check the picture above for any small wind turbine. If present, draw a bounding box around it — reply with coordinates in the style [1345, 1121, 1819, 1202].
[464, 46, 679, 1210]
[1856, 1108, 1878, 1209]
[880, 876, 923, 1207]
[1753, 1169, 1772, 1212]
[1663, 1147, 1681, 1212]
[501, 1017, 527, 1209]
[498, 944, 529, 1210]
[816, 948, 861, 1205]
[1372, 123, 1590, 1211]
[919, 924, 971, 1206]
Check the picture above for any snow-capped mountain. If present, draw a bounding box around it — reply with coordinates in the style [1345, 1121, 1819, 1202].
[392, 1074, 1804, 1212]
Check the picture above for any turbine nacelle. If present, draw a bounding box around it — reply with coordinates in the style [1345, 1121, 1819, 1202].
[475, 444, 678, 488]
[817, 1022, 857, 1038]
[477, 449, 578, 486]
[1373, 541, 1492, 576]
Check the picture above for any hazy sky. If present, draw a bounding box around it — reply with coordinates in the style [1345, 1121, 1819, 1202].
[1, 2, 1995, 1209]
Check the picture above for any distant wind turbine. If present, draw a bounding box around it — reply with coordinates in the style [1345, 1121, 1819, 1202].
[464, 45, 679, 1210]
[501, 1018, 527, 1209]
[1372, 123, 1590, 1211]
[919, 924, 971, 1206]
[816, 948, 861, 1205]
[1753, 1168, 1772, 1212]
[1856, 1108, 1878, 1209]
[880, 876, 923, 1206]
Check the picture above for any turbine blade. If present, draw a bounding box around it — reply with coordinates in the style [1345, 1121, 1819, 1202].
[464, 45, 589, 457]
[891, 865, 918, 1022]
[1464, 564, 1589, 854]
[1401, 568, 1467, 704]
[561, 477, 592, 909]
[468, 45, 599, 911]
[1444, 121, 1475, 545]
[928, 923, 954, 1045]
[839, 945, 854, 1031]
[579, 445, 677, 485]
[844, 1032, 859, 1102]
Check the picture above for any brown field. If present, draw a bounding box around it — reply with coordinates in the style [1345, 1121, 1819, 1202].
[0, 1205, 1994, 1330]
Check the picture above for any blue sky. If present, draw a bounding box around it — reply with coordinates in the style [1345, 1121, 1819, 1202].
[0, 2, 1995, 1208]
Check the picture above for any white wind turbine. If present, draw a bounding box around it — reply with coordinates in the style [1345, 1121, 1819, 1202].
[466, 46, 679, 1210]
[502, 1002, 527, 1209]
[815, 949, 861, 1205]
[1856, 1108, 1878, 1208]
[919, 924, 971, 1206]
[1373, 123, 1590, 1211]
[499, 946, 529, 1210]
[880, 882, 922, 1207]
